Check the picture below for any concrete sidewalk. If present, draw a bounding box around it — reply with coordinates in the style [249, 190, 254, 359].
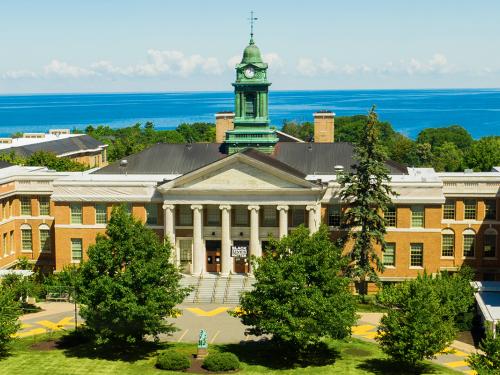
[20, 302, 75, 322]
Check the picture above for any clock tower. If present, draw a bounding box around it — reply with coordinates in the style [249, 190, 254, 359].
[225, 26, 278, 154]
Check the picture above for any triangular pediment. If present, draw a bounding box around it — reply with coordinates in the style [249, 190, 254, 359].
[159, 151, 318, 192]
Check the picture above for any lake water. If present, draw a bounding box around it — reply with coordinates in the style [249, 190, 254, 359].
[0, 89, 499, 138]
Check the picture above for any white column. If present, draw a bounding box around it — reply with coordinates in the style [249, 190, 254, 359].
[277, 205, 289, 238]
[306, 204, 319, 233]
[163, 203, 177, 264]
[248, 205, 261, 274]
[220, 204, 232, 276]
[191, 204, 204, 275]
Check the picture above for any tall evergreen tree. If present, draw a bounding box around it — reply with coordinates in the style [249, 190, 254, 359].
[338, 106, 396, 296]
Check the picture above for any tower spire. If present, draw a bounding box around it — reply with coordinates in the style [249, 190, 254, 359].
[248, 11, 258, 44]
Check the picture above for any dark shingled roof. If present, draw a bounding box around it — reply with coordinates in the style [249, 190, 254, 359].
[0, 135, 105, 158]
[94, 142, 407, 176]
[0, 160, 14, 169]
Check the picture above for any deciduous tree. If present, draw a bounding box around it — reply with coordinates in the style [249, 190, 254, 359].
[77, 205, 189, 346]
[0, 287, 22, 353]
[236, 226, 357, 354]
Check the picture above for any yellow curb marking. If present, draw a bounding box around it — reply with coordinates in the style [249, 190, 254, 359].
[352, 325, 376, 335]
[210, 330, 220, 344]
[445, 360, 469, 368]
[36, 316, 74, 331]
[14, 328, 47, 338]
[185, 307, 230, 317]
[464, 370, 477, 375]
[20, 323, 33, 329]
[177, 329, 189, 342]
[361, 331, 379, 339]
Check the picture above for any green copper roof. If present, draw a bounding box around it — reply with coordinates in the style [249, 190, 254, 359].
[241, 39, 263, 64]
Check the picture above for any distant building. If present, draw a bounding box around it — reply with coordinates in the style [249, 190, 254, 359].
[0, 129, 108, 168]
[0, 35, 498, 295]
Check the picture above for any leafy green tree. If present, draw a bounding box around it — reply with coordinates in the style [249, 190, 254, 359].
[77, 205, 189, 346]
[338, 106, 396, 297]
[0, 287, 22, 353]
[432, 141, 464, 171]
[387, 134, 420, 166]
[464, 136, 500, 172]
[236, 225, 357, 354]
[281, 120, 314, 141]
[1, 274, 36, 303]
[416, 142, 433, 167]
[377, 274, 457, 367]
[417, 125, 473, 150]
[467, 330, 500, 374]
[176, 122, 215, 143]
[26, 151, 87, 171]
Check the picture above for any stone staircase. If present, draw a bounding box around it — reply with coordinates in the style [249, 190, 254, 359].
[180, 273, 255, 305]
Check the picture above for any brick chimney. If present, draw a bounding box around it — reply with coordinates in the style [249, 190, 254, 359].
[313, 111, 335, 143]
[215, 112, 235, 143]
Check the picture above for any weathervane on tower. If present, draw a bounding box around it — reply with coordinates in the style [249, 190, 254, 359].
[248, 11, 258, 43]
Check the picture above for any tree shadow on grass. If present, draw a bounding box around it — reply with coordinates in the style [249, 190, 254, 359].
[57, 329, 168, 362]
[357, 358, 441, 375]
[218, 339, 340, 370]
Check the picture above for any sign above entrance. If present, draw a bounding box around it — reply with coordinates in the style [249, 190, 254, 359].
[231, 246, 248, 258]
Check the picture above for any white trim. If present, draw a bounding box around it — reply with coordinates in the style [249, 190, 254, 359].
[55, 224, 107, 229]
[387, 228, 441, 233]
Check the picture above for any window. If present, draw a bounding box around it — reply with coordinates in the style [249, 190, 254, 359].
[485, 200, 497, 220]
[384, 205, 397, 227]
[443, 199, 456, 220]
[464, 199, 477, 220]
[146, 203, 159, 225]
[291, 206, 305, 227]
[411, 206, 425, 227]
[178, 205, 193, 226]
[2, 233, 6, 257]
[441, 232, 455, 257]
[483, 229, 497, 258]
[39, 227, 51, 253]
[71, 239, 83, 262]
[21, 196, 31, 216]
[245, 93, 256, 117]
[39, 196, 50, 216]
[234, 206, 249, 226]
[463, 231, 475, 257]
[383, 243, 396, 266]
[21, 228, 32, 252]
[262, 206, 277, 226]
[179, 239, 192, 263]
[328, 204, 342, 227]
[10, 231, 14, 254]
[70, 203, 82, 224]
[95, 204, 107, 224]
[410, 243, 423, 267]
[206, 205, 220, 226]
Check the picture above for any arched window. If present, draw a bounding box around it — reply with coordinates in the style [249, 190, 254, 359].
[20, 224, 32, 252]
[483, 228, 498, 258]
[463, 228, 476, 258]
[441, 229, 455, 257]
[39, 224, 51, 253]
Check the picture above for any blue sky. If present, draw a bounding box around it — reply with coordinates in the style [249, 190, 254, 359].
[1, 0, 499, 93]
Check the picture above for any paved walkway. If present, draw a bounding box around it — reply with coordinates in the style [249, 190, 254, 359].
[17, 303, 479, 374]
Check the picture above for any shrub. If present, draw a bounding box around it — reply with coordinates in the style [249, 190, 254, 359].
[467, 330, 500, 374]
[156, 350, 190, 371]
[203, 352, 240, 372]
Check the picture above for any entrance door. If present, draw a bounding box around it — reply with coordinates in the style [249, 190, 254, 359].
[233, 240, 249, 274]
[205, 240, 221, 273]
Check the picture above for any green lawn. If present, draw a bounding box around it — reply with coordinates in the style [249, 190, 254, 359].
[0, 332, 461, 375]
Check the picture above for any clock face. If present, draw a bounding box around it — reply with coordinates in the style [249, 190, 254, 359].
[244, 67, 255, 78]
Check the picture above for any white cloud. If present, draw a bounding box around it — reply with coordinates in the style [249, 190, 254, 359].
[296, 58, 317, 76]
[1, 70, 37, 79]
[44, 60, 96, 78]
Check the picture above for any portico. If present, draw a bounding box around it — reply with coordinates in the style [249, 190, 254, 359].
[158, 149, 324, 276]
